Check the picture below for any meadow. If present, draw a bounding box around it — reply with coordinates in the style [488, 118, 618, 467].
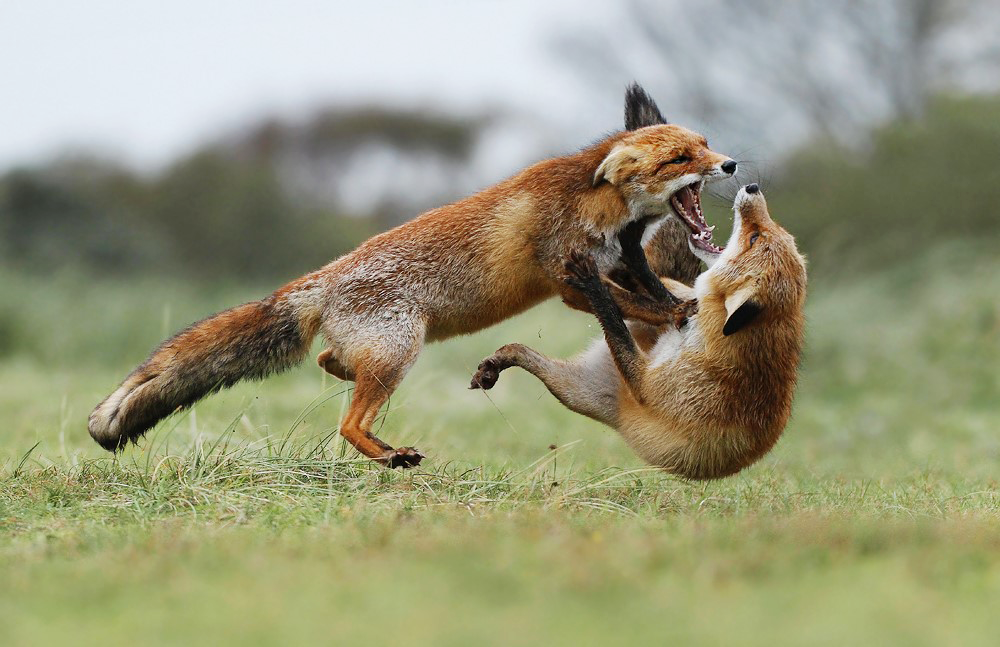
[3, 98, 1000, 645]
[2, 233, 999, 645]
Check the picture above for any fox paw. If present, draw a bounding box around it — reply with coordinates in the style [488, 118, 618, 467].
[674, 299, 699, 328]
[561, 250, 600, 291]
[383, 447, 425, 469]
[470, 356, 505, 390]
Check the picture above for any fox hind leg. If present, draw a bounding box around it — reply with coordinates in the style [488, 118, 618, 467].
[317, 348, 353, 381]
[471, 342, 619, 427]
[339, 330, 425, 468]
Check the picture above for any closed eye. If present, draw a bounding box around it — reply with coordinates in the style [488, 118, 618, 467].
[749, 232, 760, 246]
[656, 155, 691, 173]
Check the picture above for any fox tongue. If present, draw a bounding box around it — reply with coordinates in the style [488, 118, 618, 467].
[672, 184, 706, 231]
[676, 184, 700, 218]
[671, 183, 723, 254]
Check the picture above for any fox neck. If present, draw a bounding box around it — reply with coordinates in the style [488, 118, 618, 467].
[707, 313, 803, 431]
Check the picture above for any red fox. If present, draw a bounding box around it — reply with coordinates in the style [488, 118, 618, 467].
[471, 184, 807, 479]
[88, 84, 737, 467]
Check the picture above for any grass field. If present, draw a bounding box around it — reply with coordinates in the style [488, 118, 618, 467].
[2, 238, 1000, 645]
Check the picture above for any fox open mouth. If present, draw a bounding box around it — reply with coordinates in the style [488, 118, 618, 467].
[671, 182, 723, 254]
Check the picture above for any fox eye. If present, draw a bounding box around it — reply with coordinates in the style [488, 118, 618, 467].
[656, 156, 691, 173]
[749, 232, 761, 246]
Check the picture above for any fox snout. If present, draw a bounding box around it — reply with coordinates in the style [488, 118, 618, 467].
[735, 183, 769, 223]
[705, 155, 738, 180]
[737, 183, 762, 203]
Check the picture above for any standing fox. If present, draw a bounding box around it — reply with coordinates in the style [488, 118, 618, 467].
[88, 84, 738, 467]
[471, 184, 807, 479]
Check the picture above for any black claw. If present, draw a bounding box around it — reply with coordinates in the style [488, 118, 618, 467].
[562, 251, 600, 291]
[386, 447, 424, 469]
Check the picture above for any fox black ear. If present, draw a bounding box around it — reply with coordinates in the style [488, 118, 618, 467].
[625, 82, 667, 131]
[723, 285, 762, 336]
[723, 302, 762, 336]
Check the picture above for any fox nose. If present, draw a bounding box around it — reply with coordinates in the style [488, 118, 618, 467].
[745, 183, 760, 194]
[721, 159, 737, 175]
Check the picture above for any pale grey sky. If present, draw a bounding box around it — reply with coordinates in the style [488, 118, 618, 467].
[4, 0, 999, 176]
[0, 0, 620, 170]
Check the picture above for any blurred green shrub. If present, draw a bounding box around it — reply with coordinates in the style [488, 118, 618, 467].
[0, 151, 376, 280]
[1, 95, 999, 282]
[0, 106, 484, 281]
[769, 95, 1000, 273]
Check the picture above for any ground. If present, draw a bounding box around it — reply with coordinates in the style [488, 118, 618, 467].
[2, 241, 1000, 645]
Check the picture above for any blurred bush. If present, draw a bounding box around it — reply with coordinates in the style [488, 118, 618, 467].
[0, 152, 376, 281]
[2, 94, 999, 282]
[770, 95, 1000, 273]
[0, 107, 482, 281]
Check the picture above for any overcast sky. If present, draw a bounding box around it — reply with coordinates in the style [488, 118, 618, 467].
[0, 0, 624, 171]
[5, 1, 1000, 178]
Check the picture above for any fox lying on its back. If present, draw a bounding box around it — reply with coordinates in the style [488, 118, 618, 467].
[472, 185, 807, 479]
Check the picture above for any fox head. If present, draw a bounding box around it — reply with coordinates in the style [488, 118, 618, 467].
[592, 84, 736, 225]
[700, 184, 807, 337]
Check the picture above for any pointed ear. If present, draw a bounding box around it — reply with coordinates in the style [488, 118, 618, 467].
[723, 284, 763, 336]
[593, 146, 638, 187]
[625, 82, 667, 130]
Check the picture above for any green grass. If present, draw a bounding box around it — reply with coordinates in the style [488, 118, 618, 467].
[2, 240, 1000, 645]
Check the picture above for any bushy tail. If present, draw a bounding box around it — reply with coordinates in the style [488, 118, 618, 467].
[88, 286, 321, 451]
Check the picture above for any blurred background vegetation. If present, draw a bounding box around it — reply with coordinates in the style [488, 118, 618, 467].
[2, 92, 999, 347]
[3, 0, 1000, 285]
[4, 92, 1000, 276]
[0, 107, 488, 280]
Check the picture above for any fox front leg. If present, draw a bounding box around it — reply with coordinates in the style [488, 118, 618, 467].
[617, 218, 678, 304]
[558, 219, 664, 315]
[562, 251, 648, 403]
[603, 278, 697, 329]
